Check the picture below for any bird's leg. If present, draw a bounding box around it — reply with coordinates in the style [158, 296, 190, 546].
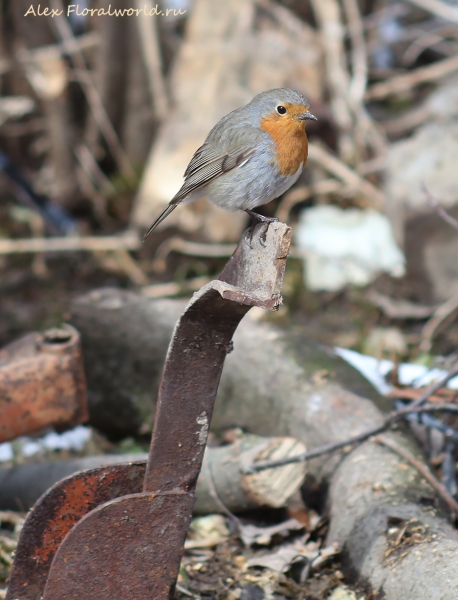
[244, 210, 279, 246]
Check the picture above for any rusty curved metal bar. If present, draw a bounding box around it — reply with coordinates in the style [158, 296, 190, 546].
[7, 222, 291, 600]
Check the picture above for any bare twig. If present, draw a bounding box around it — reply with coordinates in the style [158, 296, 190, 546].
[381, 104, 430, 136]
[49, 0, 136, 180]
[111, 249, 149, 286]
[152, 238, 237, 272]
[405, 0, 458, 24]
[425, 185, 458, 232]
[419, 186, 458, 351]
[420, 291, 458, 353]
[246, 363, 458, 473]
[275, 180, 348, 222]
[75, 144, 116, 196]
[141, 276, 210, 298]
[365, 54, 458, 101]
[342, 0, 368, 106]
[309, 0, 354, 161]
[152, 237, 303, 273]
[402, 30, 456, 66]
[0, 233, 140, 255]
[135, 0, 168, 119]
[307, 143, 385, 208]
[366, 289, 436, 320]
[374, 434, 458, 516]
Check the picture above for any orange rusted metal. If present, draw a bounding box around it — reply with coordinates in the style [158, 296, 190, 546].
[6, 462, 146, 600]
[0, 324, 88, 443]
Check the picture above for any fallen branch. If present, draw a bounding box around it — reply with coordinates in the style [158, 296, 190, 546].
[135, 0, 168, 119]
[405, 0, 458, 24]
[420, 291, 458, 353]
[247, 365, 458, 473]
[275, 179, 348, 222]
[307, 143, 385, 208]
[365, 54, 458, 101]
[49, 0, 136, 180]
[424, 184, 458, 232]
[152, 238, 237, 272]
[374, 434, 458, 516]
[0, 436, 306, 514]
[141, 276, 210, 298]
[366, 289, 436, 320]
[0, 233, 140, 255]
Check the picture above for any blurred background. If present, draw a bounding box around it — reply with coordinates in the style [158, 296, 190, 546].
[1, 0, 458, 365]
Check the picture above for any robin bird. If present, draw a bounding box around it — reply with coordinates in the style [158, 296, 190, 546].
[143, 88, 317, 241]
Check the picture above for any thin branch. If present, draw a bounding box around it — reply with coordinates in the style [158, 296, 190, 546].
[49, 0, 136, 180]
[151, 237, 303, 273]
[307, 143, 385, 208]
[366, 289, 436, 320]
[112, 249, 149, 286]
[374, 434, 458, 516]
[405, 0, 458, 24]
[245, 364, 458, 473]
[342, 0, 368, 106]
[424, 184, 458, 232]
[135, 0, 168, 119]
[420, 291, 458, 353]
[275, 179, 347, 223]
[309, 0, 354, 161]
[141, 276, 210, 298]
[152, 238, 237, 273]
[365, 54, 458, 101]
[0, 233, 140, 255]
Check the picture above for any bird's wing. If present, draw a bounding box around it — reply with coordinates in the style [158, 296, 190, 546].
[143, 128, 260, 239]
[172, 142, 256, 204]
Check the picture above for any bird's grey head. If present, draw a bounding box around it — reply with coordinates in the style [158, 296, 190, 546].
[247, 88, 317, 125]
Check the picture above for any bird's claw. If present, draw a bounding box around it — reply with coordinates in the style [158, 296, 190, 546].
[244, 210, 279, 248]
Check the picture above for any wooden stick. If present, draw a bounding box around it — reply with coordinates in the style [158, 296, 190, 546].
[374, 434, 458, 516]
[343, 0, 368, 106]
[307, 143, 385, 207]
[420, 291, 458, 353]
[275, 180, 346, 222]
[425, 184, 458, 232]
[141, 276, 210, 298]
[309, 0, 354, 161]
[405, 0, 458, 24]
[365, 54, 458, 101]
[135, 0, 168, 119]
[49, 0, 136, 180]
[247, 363, 458, 473]
[0, 234, 141, 255]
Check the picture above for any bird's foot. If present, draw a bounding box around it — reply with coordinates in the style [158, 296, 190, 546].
[244, 210, 279, 247]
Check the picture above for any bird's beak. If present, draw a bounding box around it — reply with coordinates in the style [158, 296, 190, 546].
[298, 111, 318, 122]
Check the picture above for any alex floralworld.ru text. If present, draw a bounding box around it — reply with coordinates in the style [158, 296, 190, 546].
[24, 4, 186, 17]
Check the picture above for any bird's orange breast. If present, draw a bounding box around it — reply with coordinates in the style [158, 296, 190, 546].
[260, 115, 308, 176]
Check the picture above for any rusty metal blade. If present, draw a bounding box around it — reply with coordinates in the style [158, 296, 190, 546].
[13, 223, 291, 600]
[144, 222, 292, 494]
[42, 491, 194, 600]
[6, 462, 146, 600]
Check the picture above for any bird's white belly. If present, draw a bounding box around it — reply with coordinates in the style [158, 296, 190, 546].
[203, 161, 304, 212]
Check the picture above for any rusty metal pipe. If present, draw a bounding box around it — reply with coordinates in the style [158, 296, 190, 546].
[0, 324, 88, 443]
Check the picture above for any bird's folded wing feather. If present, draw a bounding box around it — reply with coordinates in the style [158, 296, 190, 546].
[171, 141, 257, 204]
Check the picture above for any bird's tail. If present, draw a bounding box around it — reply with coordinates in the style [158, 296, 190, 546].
[143, 202, 179, 240]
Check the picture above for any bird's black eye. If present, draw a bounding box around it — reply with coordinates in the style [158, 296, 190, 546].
[276, 105, 287, 115]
